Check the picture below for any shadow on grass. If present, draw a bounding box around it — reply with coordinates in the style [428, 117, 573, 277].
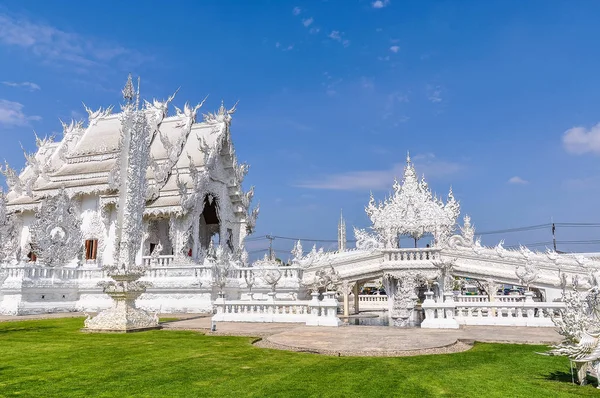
[546, 370, 576, 384]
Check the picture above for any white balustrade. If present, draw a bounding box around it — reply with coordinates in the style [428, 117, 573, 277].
[422, 291, 565, 328]
[213, 292, 341, 326]
[353, 294, 388, 310]
[381, 248, 440, 263]
[142, 255, 175, 267]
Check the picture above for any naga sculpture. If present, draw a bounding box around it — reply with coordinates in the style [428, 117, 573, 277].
[545, 272, 600, 387]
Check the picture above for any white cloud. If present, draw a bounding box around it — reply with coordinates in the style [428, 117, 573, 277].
[309, 27, 320, 34]
[390, 45, 400, 53]
[328, 31, 350, 47]
[293, 7, 302, 16]
[0, 13, 147, 70]
[562, 123, 600, 155]
[372, 0, 391, 8]
[508, 176, 529, 185]
[302, 17, 314, 27]
[0, 99, 41, 127]
[295, 155, 462, 190]
[427, 84, 442, 103]
[2, 81, 41, 91]
[329, 31, 341, 41]
[361, 77, 374, 90]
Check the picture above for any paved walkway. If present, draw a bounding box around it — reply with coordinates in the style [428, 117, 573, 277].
[164, 316, 562, 356]
[1, 313, 563, 357]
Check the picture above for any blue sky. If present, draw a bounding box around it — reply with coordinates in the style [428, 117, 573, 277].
[1, 0, 600, 257]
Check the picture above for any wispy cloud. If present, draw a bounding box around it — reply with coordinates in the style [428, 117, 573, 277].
[0, 99, 41, 127]
[2, 81, 41, 91]
[275, 42, 294, 51]
[383, 91, 409, 120]
[372, 0, 391, 9]
[302, 17, 314, 27]
[427, 84, 443, 103]
[508, 176, 529, 185]
[328, 31, 350, 47]
[0, 13, 148, 71]
[293, 7, 302, 16]
[562, 123, 600, 155]
[322, 72, 342, 96]
[361, 77, 374, 90]
[295, 154, 462, 190]
[390, 45, 400, 53]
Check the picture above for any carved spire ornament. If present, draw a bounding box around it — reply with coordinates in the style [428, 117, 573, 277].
[356, 154, 460, 249]
[84, 75, 160, 332]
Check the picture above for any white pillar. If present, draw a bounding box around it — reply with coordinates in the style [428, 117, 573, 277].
[353, 283, 360, 314]
[343, 291, 349, 317]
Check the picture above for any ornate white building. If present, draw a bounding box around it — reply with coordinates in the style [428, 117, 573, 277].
[0, 75, 266, 315]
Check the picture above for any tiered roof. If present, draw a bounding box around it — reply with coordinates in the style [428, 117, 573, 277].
[1, 81, 257, 226]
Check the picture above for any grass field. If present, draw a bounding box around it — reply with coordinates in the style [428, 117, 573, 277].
[0, 318, 596, 397]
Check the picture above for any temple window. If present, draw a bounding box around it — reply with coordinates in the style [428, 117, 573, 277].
[85, 239, 98, 261]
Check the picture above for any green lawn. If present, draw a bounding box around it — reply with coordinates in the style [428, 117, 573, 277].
[0, 318, 595, 397]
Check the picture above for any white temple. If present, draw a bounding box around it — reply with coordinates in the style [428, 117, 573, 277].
[0, 75, 265, 315]
[2, 75, 600, 384]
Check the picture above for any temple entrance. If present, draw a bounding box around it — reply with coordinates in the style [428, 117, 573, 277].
[199, 194, 220, 250]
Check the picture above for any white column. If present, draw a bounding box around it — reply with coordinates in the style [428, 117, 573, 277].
[353, 283, 360, 314]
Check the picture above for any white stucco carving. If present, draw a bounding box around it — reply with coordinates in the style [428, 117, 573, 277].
[30, 189, 83, 267]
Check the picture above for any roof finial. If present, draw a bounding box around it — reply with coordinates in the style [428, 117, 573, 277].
[135, 76, 141, 110]
[122, 73, 135, 103]
[406, 151, 411, 164]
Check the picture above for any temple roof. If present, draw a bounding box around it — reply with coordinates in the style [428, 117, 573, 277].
[1, 89, 251, 218]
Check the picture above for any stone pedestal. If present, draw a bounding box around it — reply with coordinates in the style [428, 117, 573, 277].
[84, 269, 160, 333]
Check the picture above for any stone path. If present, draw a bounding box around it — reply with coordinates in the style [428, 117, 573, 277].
[164, 316, 563, 356]
[0, 313, 563, 357]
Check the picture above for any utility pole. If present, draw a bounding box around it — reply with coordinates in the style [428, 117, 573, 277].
[266, 234, 274, 260]
[552, 219, 557, 252]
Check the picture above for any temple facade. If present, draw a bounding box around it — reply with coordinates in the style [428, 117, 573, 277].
[0, 76, 264, 315]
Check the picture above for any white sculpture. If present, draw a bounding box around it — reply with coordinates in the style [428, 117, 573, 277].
[30, 189, 83, 267]
[546, 274, 600, 387]
[84, 76, 160, 331]
[363, 153, 459, 248]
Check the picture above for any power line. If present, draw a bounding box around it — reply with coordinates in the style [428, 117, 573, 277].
[244, 222, 600, 250]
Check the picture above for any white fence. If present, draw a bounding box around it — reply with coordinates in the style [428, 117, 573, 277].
[422, 291, 565, 328]
[354, 294, 388, 310]
[213, 292, 341, 326]
[381, 248, 441, 263]
[454, 294, 526, 303]
[142, 255, 175, 267]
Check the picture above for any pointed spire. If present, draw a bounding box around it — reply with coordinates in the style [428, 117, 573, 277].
[135, 76, 141, 110]
[406, 151, 411, 164]
[122, 73, 135, 103]
[338, 209, 347, 252]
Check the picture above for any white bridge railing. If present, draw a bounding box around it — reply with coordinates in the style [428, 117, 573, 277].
[422, 291, 565, 328]
[381, 248, 441, 263]
[213, 292, 341, 326]
[454, 294, 526, 303]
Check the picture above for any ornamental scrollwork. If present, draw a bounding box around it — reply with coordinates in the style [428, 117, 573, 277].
[30, 189, 83, 267]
